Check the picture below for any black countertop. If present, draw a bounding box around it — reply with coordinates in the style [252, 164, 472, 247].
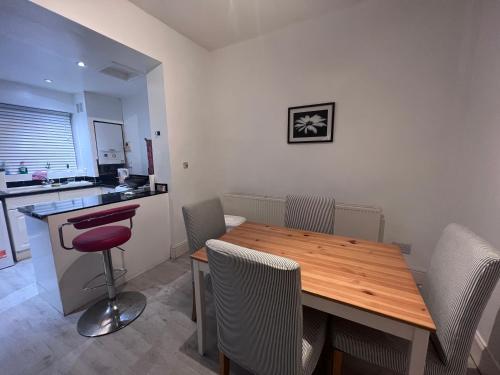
[18, 190, 167, 219]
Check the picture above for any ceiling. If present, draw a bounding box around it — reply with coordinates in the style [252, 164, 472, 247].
[129, 0, 362, 50]
[0, 0, 160, 98]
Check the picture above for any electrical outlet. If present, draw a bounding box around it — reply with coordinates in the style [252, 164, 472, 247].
[392, 242, 412, 255]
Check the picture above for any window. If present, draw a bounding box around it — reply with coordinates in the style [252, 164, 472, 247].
[0, 103, 77, 175]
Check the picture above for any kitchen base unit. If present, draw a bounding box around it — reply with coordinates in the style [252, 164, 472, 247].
[19, 190, 171, 315]
[0, 202, 15, 269]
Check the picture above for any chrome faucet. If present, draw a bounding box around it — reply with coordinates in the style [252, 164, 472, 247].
[41, 175, 54, 185]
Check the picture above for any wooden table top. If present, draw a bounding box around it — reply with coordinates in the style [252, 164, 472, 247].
[191, 222, 436, 331]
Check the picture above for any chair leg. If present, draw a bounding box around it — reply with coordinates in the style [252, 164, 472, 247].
[219, 352, 230, 375]
[191, 289, 197, 322]
[332, 350, 343, 375]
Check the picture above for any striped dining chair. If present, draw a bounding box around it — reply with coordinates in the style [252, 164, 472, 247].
[330, 223, 500, 375]
[285, 195, 335, 234]
[206, 239, 328, 375]
[182, 197, 226, 321]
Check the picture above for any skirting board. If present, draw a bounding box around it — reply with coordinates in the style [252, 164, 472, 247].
[471, 331, 500, 375]
[172, 240, 189, 259]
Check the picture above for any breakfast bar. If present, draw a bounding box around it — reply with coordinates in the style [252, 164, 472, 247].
[18, 190, 171, 315]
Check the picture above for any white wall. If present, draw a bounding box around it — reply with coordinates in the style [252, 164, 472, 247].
[205, 0, 500, 367]
[122, 81, 151, 175]
[84, 91, 123, 122]
[0, 79, 73, 113]
[83, 91, 124, 177]
[206, 0, 470, 272]
[453, 0, 500, 371]
[32, 0, 213, 249]
[146, 65, 171, 182]
[71, 92, 96, 177]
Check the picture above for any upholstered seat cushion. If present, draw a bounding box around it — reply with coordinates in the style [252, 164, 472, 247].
[72, 225, 131, 252]
[224, 215, 246, 232]
[331, 317, 444, 375]
[302, 306, 328, 375]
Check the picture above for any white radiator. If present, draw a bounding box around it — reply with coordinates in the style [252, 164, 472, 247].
[222, 193, 385, 242]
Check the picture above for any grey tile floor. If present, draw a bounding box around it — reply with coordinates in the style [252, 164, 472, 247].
[0, 256, 481, 375]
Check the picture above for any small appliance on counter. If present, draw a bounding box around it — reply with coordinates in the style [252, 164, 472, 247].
[117, 168, 129, 184]
[113, 175, 149, 192]
[124, 175, 149, 189]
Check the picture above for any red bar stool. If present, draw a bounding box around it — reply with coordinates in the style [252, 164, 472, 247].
[59, 204, 146, 337]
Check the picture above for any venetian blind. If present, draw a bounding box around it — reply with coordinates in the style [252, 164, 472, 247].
[0, 103, 77, 175]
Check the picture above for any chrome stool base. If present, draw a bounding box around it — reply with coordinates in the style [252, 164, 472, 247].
[77, 291, 146, 337]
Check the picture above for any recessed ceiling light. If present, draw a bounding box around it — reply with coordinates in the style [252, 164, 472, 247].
[77, 61, 86, 68]
[44, 79, 53, 83]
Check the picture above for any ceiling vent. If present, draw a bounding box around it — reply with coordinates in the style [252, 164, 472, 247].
[99, 62, 141, 81]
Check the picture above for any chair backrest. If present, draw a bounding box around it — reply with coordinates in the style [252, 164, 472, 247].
[206, 239, 303, 375]
[284, 195, 335, 234]
[422, 224, 500, 372]
[182, 198, 226, 253]
[67, 204, 140, 230]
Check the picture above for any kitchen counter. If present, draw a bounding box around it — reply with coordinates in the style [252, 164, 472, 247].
[18, 190, 167, 219]
[0, 181, 99, 199]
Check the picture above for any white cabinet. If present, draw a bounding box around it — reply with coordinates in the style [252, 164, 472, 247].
[7, 209, 30, 252]
[58, 187, 102, 200]
[5, 192, 60, 209]
[5, 187, 107, 257]
[0, 204, 14, 269]
[6, 192, 59, 256]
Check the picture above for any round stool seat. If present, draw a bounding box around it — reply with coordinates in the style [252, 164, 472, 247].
[72, 225, 131, 252]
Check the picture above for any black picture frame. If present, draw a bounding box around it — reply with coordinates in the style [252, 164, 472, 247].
[287, 102, 335, 144]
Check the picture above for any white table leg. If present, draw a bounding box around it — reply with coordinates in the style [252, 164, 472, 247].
[407, 327, 429, 375]
[193, 260, 206, 355]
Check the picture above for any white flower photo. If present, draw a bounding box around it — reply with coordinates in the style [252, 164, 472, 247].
[294, 114, 327, 135]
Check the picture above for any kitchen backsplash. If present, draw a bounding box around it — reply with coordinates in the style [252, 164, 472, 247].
[6, 176, 98, 188]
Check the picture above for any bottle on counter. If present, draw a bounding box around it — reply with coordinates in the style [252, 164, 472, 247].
[18, 161, 28, 174]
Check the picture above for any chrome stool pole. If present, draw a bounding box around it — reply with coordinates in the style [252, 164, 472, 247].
[102, 250, 116, 301]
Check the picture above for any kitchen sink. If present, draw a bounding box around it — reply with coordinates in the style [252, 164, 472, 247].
[1, 181, 93, 194]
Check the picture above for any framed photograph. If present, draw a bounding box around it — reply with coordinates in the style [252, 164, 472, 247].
[288, 102, 335, 144]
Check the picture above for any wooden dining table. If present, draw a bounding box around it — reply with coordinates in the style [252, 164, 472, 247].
[191, 222, 436, 375]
